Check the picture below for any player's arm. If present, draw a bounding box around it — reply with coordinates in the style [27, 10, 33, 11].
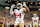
[10, 4, 15, 15]
[10, 6, 14, 15]
[23, 6, 30, 13]
[23, 2, 30, 13]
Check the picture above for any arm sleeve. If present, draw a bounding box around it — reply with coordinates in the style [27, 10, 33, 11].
[10, 6, 14, 15]
[10, 4, 15, 15]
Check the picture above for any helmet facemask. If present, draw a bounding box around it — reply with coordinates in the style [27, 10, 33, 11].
[17, 5, 21, 10]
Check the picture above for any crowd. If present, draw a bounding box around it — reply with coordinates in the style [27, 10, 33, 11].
[0, 8, 40, 27]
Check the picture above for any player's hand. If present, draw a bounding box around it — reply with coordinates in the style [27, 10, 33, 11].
[11, 4, 15, 8]
[23, 2, 26, 7]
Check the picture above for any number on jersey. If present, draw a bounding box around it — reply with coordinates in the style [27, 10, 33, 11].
[16, 13, 21, 18]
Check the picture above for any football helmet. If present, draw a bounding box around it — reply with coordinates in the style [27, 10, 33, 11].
[33, 14, 37, 17]
[17, 3, 23, 10]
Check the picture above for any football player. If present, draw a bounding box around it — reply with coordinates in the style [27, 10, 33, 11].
[10, 2, 30, 27]
[32, 14, 39, 27]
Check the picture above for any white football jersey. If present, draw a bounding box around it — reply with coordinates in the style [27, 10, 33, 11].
[14, 8, 26, 21]
[32, 17, 39, 25]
